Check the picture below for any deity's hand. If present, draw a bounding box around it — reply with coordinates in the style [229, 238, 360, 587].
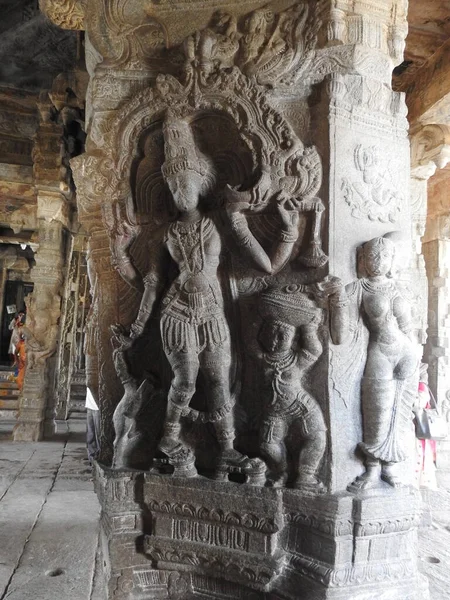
[115, 220, 140, 256]
[316, 275, 345, 299]
[277, 193, 300, 231]
[110, 323, 134, 351]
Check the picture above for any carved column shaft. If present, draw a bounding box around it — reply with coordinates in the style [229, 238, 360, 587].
[313, 68, 412, 490]
[53, 231, 89, 423]
[13, 97, 71, 441]
[13, 211, 65, 441]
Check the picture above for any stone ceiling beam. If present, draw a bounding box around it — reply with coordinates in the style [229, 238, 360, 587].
[407, 38, 450, 125]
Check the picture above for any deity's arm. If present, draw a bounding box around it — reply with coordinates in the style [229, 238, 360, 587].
[111, 220, 145, 293]
[328, 280, 360, 345]
[113, 253, 144, 293]
[269, 226, 299, 273]
[228, 211, 272, 272]
[130, 239, 169, 339]
[227, 211, 298, 275]
[329, 293, 350, 345]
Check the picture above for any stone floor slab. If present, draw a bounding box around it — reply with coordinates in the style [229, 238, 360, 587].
[0, 432, 449, 600]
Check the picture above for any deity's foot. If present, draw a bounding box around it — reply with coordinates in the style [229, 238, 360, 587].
[293, 473, 325, 494]
[347, 466, 385, 493]
[266, 473, 288, 488]
[156, 436, 197, 478]
[158, 434, 187, 456]
[381, 466, 406, 488]
[214, 450, 266, 486]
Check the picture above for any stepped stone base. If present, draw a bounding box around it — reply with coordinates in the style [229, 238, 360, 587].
[0, 369, 19, 423]
[95, 465, 429, 600]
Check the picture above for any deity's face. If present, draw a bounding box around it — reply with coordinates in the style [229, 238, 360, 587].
[166, 170, 202, 213]
[259, 320, 295, 354]
[364, 241, 394, 277]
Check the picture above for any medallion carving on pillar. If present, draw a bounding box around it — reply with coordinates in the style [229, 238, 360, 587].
[341, 144, 404, 223]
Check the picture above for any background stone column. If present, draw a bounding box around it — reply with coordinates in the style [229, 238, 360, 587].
[13, 96, 71, 441]
[53, 230, 89, 429]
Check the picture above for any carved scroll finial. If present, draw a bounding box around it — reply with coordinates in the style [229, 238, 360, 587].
[39, 0, 85, 30]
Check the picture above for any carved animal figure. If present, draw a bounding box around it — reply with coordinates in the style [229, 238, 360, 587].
[111, 325, 157, 469]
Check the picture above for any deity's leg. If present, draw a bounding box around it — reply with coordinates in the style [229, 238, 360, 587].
[294, 396, 327, 490]
[348, 377, 401, 491]
[159, 350, 199, 457]
[260, 417, 288, 486]
[201, 345, 237, 458]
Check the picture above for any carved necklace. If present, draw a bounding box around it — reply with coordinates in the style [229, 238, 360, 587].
[173, 218, 206, 275]
[361, 278, 395, 295]
[265, 350, 296, 372]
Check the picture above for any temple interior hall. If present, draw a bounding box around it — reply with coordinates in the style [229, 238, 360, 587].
[1, 0, 450, 599]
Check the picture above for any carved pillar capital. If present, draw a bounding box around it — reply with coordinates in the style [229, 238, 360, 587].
[411, 124, 450, 180]
[36, 191, 71, 229]
[38, 0, 86, 30]
[320, 0, 408, 73]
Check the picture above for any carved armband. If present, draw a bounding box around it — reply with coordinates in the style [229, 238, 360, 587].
[112, 253, 132, 270]
[143, 271, 161, 287]
[229, 212, 252, 247]
[329, 294, 349, 308]
[279, 229, 298, 243]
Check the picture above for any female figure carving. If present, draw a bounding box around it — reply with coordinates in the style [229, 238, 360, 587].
[114, 111, 302, 478]
[330, 235, 421, 490]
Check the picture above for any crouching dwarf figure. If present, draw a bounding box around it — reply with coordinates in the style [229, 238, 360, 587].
[257, 283, 330, 491]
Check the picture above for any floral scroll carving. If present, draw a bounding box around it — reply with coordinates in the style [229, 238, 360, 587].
[39, 0, 86, 30]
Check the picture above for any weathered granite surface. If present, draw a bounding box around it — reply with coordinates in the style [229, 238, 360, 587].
[42, 0, 429, 598]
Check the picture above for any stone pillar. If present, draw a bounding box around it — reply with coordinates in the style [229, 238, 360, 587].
[410, 124, 450, 395]
[42, 0, 429, 599]
[313, 2, 413, 493]
[66, 161, 123, 463]
[423, 211, 450, 488]
[53, 231, 88, 429]
[13, 98, 70, 441]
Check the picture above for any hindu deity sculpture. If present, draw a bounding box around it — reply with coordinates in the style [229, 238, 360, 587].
[114, 111, 304, 479]
[257, 283, 327, 490]
[330, 234, 421, 490]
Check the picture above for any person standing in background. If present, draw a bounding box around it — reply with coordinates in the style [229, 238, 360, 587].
[85, 386, 100, 464]
[414, 363, 438, 489]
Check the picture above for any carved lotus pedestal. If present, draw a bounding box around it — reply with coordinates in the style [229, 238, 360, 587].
[95, 465, 428, 600]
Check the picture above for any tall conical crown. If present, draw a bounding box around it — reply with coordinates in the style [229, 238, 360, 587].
[161, 110, 209, 179]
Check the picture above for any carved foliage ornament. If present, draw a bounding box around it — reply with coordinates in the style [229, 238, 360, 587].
[39, 0, 86, 30]
[86, 26, 328, 269]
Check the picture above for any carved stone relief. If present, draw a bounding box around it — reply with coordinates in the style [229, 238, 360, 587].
[56, 0, 425, 598]
[341, 144, 404, 223]
[329, 234, 421, 491]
